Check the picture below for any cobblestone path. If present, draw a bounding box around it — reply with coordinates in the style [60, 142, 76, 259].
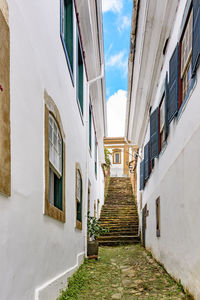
[58, 245, 193, 300]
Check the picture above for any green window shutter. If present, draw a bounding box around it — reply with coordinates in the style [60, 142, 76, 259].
[77, 174, 82, 222]
[140, 160, 144, 191]
[89, 106, 92, 149]
[192, 0, 200, 75]
[164, 72, 169, 140]
[64, 0, 73, 72]
[168, 44, 179, 123]
[144, 143, 149, 180]
[150, 108, 159, 160]
[77, 39, 84, 114]
[54, 142, 63, 211]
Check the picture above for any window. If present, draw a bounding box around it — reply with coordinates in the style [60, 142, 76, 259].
[89, 105, 92, 150]
[44, 93, 65, 223]
[61, 0, 74, 77]
[76, 164, 82, 229]
[156, 197, 160, 237]
[95, 139, 97, 176]
[180, 9, 193, 104]
[48, 114, 64, 212]
[0, 10, 10, 196]
[77, 37, 84, 115]
[113, 151, 121, 164]
[159, 95, 165, 152]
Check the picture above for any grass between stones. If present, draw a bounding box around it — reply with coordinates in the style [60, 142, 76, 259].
[58, 245, 193, 300]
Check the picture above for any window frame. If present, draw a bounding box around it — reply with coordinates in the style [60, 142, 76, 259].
[60, 0, 74, 85]
[113, 150, 121, 164]
[0, 9, 10, 197]
[159, 94, 166, 153]
[89, 104, 92, 151]
[75, 163, 83, 230]
[156, 197, 161, 237]
[44, 93, 66, 223]
[76, 32, 84, 121]
[95, 139, 98, 177]
[179, 5, 193, 108]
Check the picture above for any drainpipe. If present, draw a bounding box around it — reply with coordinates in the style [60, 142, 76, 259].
[124, 136, 142, 160]
[88, 63, 104, 85]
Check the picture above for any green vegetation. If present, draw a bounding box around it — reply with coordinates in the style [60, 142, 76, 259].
[58, 245, 193, 300]
[87, 212, 109, 240]
[104, 148, 111, 169]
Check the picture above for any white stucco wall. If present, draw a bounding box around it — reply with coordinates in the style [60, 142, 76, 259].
[109, 147, 124, 177]
[0, 1, 105, 299]
[134, 0, 200, 298]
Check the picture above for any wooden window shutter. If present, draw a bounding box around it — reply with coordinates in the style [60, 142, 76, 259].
[150, 108, 159, 160]
[164, 72, 169, 139]
[144, 143, 149, 181]
[168, 44, 179, 123]
[139, 160, 144, 191]
[192, 0, 200, 75]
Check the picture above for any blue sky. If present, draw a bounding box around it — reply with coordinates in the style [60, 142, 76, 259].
[102, 0, 132, 98]
[102, 0, 132, 136]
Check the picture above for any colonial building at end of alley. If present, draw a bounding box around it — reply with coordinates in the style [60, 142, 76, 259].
[126, 0, 200, 299]
[0, 0, 106, 299]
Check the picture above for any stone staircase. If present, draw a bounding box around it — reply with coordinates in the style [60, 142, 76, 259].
[99, 177, 139, 246]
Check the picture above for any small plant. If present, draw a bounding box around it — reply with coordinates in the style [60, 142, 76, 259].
[87, 212, 109, 240]
[104, 148, 111, 169]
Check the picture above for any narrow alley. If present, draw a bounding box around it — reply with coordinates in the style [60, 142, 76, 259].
[58, 245, 192, 300]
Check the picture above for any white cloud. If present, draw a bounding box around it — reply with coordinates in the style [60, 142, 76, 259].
[107, 90, 127, 137]
[102, 0, 123, 13]
[117, 15, 131, 33]
[106, 51, 128, 77]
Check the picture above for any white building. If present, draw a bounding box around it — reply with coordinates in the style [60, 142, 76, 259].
[0, 0, 106, 299]
[104, 137, 137, 178]
[126, 0, 200, 299]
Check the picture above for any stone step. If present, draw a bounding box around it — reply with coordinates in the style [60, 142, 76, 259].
[100, 223, 138, 228]
[99, 235, 139, 240]
[101, 226, 138, 232]
[99, 238, 140, 246]
[101, 210, 137, 214]
[99, 176, 139, 246]
[104, 230, 138, 236]
[100, 216, 138, 220]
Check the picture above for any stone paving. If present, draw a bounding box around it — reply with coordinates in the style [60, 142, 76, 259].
[58, 245, 193, 300]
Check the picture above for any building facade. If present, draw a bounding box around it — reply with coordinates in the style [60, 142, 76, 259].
[0, 0, 106, 299]
[104, 137, 134, 177]
[126, 0, 200, 298]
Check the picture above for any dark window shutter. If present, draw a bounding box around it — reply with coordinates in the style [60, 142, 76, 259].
[140, 160, 144, 191]
[192, 0, 200, 75]
[168, 44, 179, 123]
[78, 39, 84, 114]
[144, 143, 149, 180]
[150, 108, 159, 160]
[54, 142, 63, 211]
[156, 197, 160, 237]
[64, 0, 73, 72]
[89, 105, 92, 149]
[77, 177, 82, 222]
[165, 72, 169, 139]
